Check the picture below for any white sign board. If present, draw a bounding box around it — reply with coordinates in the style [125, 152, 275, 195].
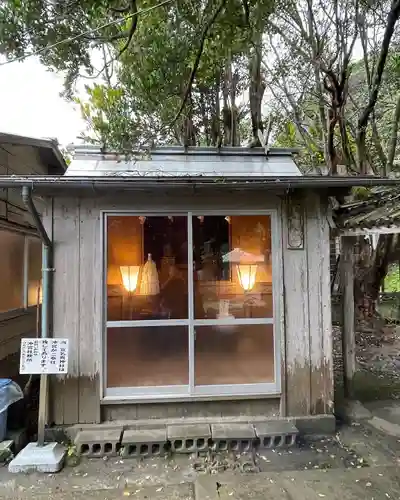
[20, 338, 69, 375]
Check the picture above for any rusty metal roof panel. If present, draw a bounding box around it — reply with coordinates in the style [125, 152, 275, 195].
[336, 186, 400, 229]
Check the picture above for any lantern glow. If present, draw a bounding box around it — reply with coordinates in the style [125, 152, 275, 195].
[120, 265, 141, 292]
[236, 264, 258, 291]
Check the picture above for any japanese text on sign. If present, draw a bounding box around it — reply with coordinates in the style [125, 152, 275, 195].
[20, 339, 69, 375]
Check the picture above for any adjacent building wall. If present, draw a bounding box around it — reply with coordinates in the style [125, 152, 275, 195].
[46, 190, 332, 425]
[0, 145, 51, 373]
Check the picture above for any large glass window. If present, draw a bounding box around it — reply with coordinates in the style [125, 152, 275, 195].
[0, 230, 42, 314]
[105, 213, 278, 397]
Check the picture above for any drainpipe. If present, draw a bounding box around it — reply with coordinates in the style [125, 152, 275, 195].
[22, 186, 52, 447]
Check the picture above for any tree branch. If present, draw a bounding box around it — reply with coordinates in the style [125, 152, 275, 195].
[241, 0, 250, 25]
[170, 0, 227, 126]
[357, 0, 400, 173]
[117, 1, 138, 57]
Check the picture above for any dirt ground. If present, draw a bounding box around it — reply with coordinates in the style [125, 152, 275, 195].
[1, 421, 400, 499]
[333, 318, 400, 405]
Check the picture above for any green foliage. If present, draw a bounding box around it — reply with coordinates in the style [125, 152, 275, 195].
[0, 0, 275, 149]
[1, 0, 397, 162]
[60, 147, 72, 166]
[384, 264, 400, 292]
[352, 186, 371, 200]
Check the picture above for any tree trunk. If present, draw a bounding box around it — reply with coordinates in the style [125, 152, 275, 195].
[249, 31, 265, 145]
[222, 58, 231, 146]
[327, 107, 339, 175]
[354, 234, 395, 318]
[211, 72, 221, 146]
[387, 93, 400, 173]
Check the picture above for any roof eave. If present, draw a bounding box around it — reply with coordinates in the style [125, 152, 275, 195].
[0, 175, 399, 191]
[0, 132, 67, 173]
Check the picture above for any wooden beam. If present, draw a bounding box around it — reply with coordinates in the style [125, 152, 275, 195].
[341, 236, 356, 397]
[339, 226, 400, 236]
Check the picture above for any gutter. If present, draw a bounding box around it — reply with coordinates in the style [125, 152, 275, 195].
[21, 186, 52, 447]
[1, 176, 400, 191]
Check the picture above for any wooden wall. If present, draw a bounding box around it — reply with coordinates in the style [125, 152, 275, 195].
[0, 145, 47, 366]
[43, 198, 102, 424]
[282, 192, 333, 416]
[48, 190, 333, 424]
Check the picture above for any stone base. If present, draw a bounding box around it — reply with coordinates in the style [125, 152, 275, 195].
[8, 442, 66, 473]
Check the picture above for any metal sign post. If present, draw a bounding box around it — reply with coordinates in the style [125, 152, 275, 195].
[20, 338, 69, 446]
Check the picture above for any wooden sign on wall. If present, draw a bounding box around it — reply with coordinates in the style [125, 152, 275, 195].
[287, 200, 304, 250]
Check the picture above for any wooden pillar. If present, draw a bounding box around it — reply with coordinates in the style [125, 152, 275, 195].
[341, 236, 356, 398]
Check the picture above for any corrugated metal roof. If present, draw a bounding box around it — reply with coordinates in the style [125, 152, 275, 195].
[65, 146, 302, 178]
[336, 186, 400, 229]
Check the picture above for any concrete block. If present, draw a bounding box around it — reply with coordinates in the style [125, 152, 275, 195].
[6, 428, 27, 453]
[341, 400, 373, 423]
[293, 414, 336, 436]
[0, 440, 14, 463]
[75, 428, 123, 458]
[211, 423, 255, 452]
[121, 428, 168, 458]
[168, 424, 211, 453]
[8, 442, 65, 473]
[254, 421, 299, 448]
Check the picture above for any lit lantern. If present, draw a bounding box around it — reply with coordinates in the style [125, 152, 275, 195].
[236, 263, 258, 291]
[222, 248, 264, 292]
[120, 265, 141, 292]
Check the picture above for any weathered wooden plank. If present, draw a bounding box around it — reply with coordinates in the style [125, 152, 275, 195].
[341, 236, 356, 398]
[52, 197, 80, 424]
[78, 198, 101, 423]
[306, 193, 333, 415]
[62, 378, 80, 425]
[97, 191, 282, 212]
[0, 311, 36, 360]
[79, 377, 100, 423]
[282, 194, 311, 416]
[50, 379, 64, 427]
[276, 199, 286, 418]
[0, 312, 36, 344]
[6, 144, 46, 175]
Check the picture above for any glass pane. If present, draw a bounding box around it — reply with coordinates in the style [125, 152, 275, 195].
[107, 326, 188, 387]
[193, 215, 272, 319]
[28, 238, 42, 307]
[195, 324, 274, 385]
[0, 230, 24, 312]
[107, 215, 188, 321]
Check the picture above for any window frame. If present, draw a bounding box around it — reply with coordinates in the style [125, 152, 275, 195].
[0, 227, 42, 320]
[102, 210, 282, 401]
